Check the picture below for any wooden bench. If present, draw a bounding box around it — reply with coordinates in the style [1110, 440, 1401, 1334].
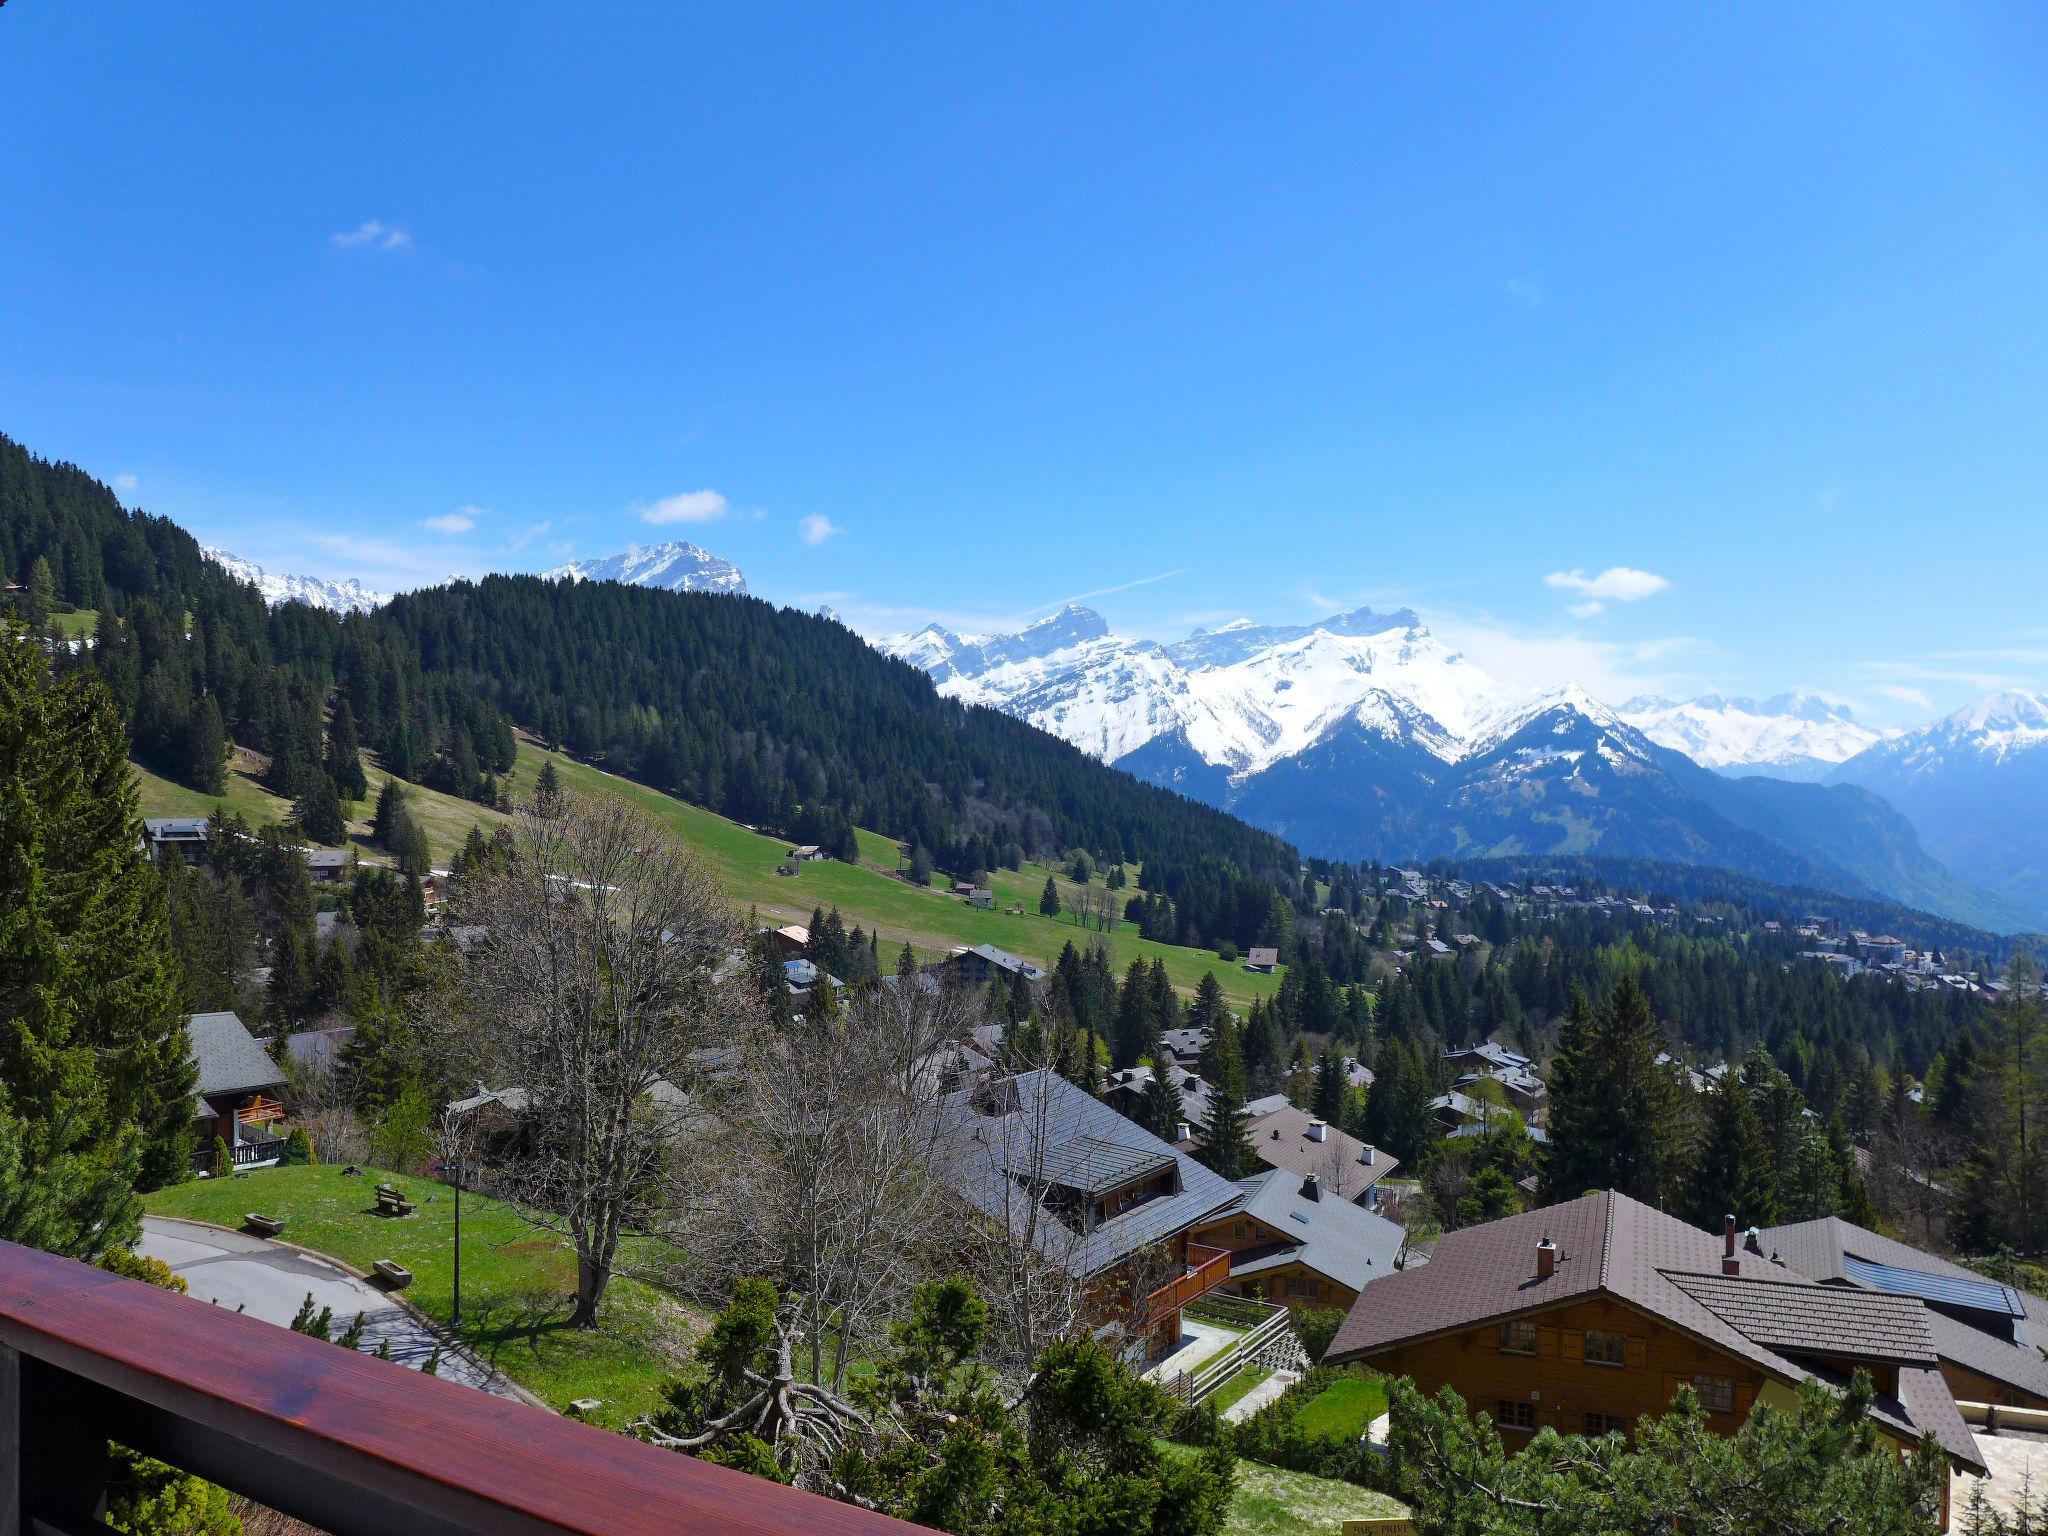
[373, 1185, 415, 1218]
[372, 1259, 413, 1289]
[244, 1214, 285, 1238]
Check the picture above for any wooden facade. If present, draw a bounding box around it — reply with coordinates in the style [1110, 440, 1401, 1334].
[1360, 1293, 1771, 1444]
[1188, 1210, 1360, 1312]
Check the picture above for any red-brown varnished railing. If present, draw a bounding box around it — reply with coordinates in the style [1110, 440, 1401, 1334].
[0, 1238, 934, 1536]
[1144, 1242, 1232, 1322]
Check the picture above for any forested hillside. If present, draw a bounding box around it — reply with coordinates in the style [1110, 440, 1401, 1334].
[1, 433, 1299, 949]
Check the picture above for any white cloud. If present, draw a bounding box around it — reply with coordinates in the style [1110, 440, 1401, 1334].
[1874, 684, 1934, 711]
[424, 507, 480, 535]
[1567, 600, 1604, 619]
[641, 490, 729, 526]
[799, 513, 842, 546]
[1544, 566, 1671, 603]
[113, 473, 138, 492]
[331, 219, 412, 253]
[1431, 608, 1710, 706]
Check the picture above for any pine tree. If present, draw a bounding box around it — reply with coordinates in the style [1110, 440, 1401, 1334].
[1113, 959, 1153, 1070]
[1313, 1040, 1348, 1126]
[1685, 1070, 1776, 1230]
[182, 694, 227, 794]
[293, 773, 347, 845]
[325, 696, 368, 802]
[534, 757, 563, 813]
[1039, 875, 1060, 918]
[23, 554, 54, 628]
[1196, 1016, 1257, 1178]
[1140, 1059, 1188, 1145]
[1544, 977, 1690, 1208]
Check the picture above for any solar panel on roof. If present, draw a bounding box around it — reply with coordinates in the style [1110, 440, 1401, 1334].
[1842, 1254, 2026, 1318]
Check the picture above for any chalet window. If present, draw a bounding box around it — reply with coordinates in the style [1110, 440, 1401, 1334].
[1584, 1411, 1624, 1436]
[1234, 1222, 1247, 1239]
[1584, 1329, 1626, 1367]
[1495, 1400, 1537, 1430]
[1693, 1374, 1736, 1414]
[1497, 1321, 1539, 1356]
[1286, 1276, 1311, 1298]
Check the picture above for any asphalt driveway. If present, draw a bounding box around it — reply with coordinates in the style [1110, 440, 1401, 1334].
[138, 1216, 521, 1399]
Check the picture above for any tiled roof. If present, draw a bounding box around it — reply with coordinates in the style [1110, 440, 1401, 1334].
[186, 1012, 286, 1099]
[1326, 1191, 1984, 1473]
[1664, 1270, 1936, 1365]
[1760, 1216, 2048, 1403]
[1244, 1103, 1397, 1198]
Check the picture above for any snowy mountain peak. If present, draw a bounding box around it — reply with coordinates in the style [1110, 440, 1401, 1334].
[1947, 690, 2048, 738]
[542, 540, 746, 596]
[1619, 690, 1883, 779]
[202, 548, 392, 615]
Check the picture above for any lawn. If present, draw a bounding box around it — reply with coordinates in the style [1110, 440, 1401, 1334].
[1209, 1365, 1272, 1417]
[144, 1164, 708, 1427]
[49, 607, 100, 639]
[1159, 1442, 1408, 1536]
[135, 731, 1286, 1005]
[1292, 1375, 1390, 1442]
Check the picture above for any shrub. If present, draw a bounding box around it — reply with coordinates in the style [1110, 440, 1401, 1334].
[1293, 1306, 1346, 1365]
[282, 1127, 315, 1166]
[210, 1136, 230, 1179]
[99, 1247, 188, 1294]
[1216, 941, 1238, 962]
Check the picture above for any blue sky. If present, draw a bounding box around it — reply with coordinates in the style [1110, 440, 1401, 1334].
[5, 4, 2047, 722]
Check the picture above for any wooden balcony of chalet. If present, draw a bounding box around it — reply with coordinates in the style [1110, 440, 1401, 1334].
[0, 1238, 933, 1536]
[237, 1094, 286, 1128]
[1144, 1241, 1231, 1323]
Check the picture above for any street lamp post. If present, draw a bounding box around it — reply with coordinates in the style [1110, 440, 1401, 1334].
[451, 1159, 464, 1326]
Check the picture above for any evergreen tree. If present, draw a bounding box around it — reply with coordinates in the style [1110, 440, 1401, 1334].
[0, 630, 192, 1207]
[1312, 1040, 1348, 1126]
[1112, 959, 1153, 1070]
[1039, 875, 1060, 917]
[1685, 1070, 1776, 1231]
[325, 696, 368, 802]
[1544, 978, 1690, 1208]
[182, 694, 227, 794]
[23, 554, 54, 628]
[1195, 1016, 1257, 1178]
[293, 773, 347, 845]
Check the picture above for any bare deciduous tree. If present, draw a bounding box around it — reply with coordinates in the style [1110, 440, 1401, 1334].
[684, 980, 973, 1390]
[456, 792, 755, 1327]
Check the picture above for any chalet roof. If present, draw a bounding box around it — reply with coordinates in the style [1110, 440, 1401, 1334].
[1161, 1027, 1212, 1061]
[1222, 1169, 1415, 1293]
[954, 944, 1044, 981]
[1759, 1216, 2048, 1403]
[145, 817, 210, 840]
[186, 1012, 285, 1100]
[937, 1070, 1240, 1279]
[1243, 1103, 1397, 1196]
[1326, 1191, 1984, 1473]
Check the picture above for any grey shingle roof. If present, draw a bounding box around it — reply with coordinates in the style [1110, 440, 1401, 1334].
[1224, 1170, 1414, 1293]
[1664, 1270, 1937, 1366]
[938, 1070, 1240, 1279]
[1326, 1191, 1984, 1472]
[186, 1012, 285, 1099]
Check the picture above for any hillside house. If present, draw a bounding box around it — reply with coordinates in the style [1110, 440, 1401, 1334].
[966, 886, 994, 909]
[786, 844, 825, 862]
[1102, 1062, 1288, 1144]
[769, 924, 810, 957]
[1326, 1192, 1984, 1526]
[143, 816, 210, 866]
[187, 1011, 289, 1173]
[1160, 1027, 1211, 1066]
[1243, 946, 1280, 974]
[1243, 1102, 1397, 1206]
[1760, 1216, 2048, 1412]
[1190, 1168, 1416, 1312]
[1443, 1042, 1534, 1076]
[302, 848, 350, 884]
[938, 943, 1044, 988]
[937, 1069, 1241, 1360]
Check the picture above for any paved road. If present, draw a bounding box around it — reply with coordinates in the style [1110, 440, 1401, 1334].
[138, 1216, 521, 1399]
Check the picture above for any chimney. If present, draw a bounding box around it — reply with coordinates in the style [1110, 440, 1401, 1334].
[1175, 1122, 1191, 1144]
[1301, 1173, 1322, 1202]
[1536, 1237, 1556, 1281]
[1744, 1228, 1763, 1256]
[1723, 1214, 1736, 1259]
[1307, 1120, 1328, 1143]
[1362, 1144, 1376, 1166]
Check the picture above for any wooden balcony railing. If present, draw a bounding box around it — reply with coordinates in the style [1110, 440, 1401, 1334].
[0, 1238, 934, 1536]
[1144, 1241, 1232, 1322]
[237, 1096, 286, 1126]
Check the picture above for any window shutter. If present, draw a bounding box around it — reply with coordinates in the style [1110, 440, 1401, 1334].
[1537, 1326, 1559, 1358]
[1562, 1330, 1584, 1362]
[1627, 1336, 1649, 1370]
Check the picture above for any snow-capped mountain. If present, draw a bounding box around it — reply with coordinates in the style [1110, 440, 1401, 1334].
[881, 607, 2040, 931]
[542, 541, 746, 596]
[883, 603, 1501, 774]
[1619, 691, 1885, 780]
[202, 548, 392, 614]
[1829, 691, 2048, 921]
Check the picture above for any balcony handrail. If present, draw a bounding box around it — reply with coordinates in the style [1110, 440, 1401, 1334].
[0, 1238, 933, 1536]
